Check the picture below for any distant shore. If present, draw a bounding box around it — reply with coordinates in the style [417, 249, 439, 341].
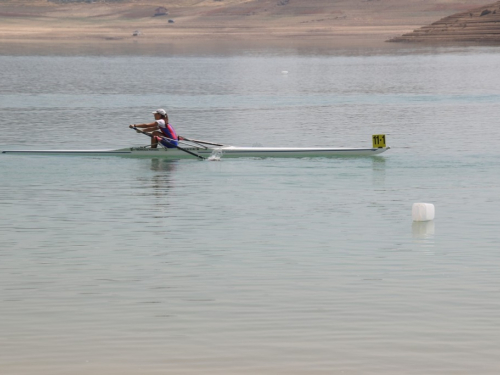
[0, 0, 494, 53]
[0, 34, 422, 57]
[0, 22, 415, 55]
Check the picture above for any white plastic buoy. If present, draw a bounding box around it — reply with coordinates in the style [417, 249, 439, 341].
[412, 203, 435, 222]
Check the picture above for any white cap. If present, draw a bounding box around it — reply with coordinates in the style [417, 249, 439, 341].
[152, 109, 167, 116]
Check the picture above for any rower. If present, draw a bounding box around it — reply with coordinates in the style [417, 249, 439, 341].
[129, 109, 179, 148]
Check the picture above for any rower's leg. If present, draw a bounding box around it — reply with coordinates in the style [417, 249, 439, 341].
[151, 131, 160, 148]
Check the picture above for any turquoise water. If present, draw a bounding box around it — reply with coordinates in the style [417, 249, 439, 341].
[1, 47, 500, 374]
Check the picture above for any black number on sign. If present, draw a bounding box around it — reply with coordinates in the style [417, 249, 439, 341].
[372, 134, 385, 148]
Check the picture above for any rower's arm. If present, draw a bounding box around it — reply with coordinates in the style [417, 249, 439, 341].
[129, 122, 159, 132]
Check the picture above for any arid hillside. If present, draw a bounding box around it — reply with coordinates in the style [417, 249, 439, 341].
[0, 0, 495, 46]
[389, 1, 500, 43]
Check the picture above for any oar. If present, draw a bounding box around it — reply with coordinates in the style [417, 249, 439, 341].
[131, 127, 206, 160]
[179, 136, 225, 147]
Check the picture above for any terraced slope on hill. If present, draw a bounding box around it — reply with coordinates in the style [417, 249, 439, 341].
[389, 1, 500, 43]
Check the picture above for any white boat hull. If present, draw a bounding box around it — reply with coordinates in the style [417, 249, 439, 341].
[3, 146, 390, 159]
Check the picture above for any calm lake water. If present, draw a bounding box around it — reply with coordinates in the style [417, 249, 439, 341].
[1, 44, 500, 374]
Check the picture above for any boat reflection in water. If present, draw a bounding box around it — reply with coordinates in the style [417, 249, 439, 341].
[150, 158, 178, 173]
[135, 159, 179, 205]
[371, 156, 386, 186]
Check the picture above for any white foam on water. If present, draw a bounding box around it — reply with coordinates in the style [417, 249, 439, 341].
[207, 147, 223, 161]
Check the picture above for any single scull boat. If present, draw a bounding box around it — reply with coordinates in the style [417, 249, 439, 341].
[2, 145, 389, 158]
[2, 134, 390, 159]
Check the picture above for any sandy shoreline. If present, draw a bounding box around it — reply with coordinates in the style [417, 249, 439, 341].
[0, 23, 416, 55]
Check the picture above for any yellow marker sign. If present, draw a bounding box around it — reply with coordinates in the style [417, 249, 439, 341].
[372, 134, 386, 148]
